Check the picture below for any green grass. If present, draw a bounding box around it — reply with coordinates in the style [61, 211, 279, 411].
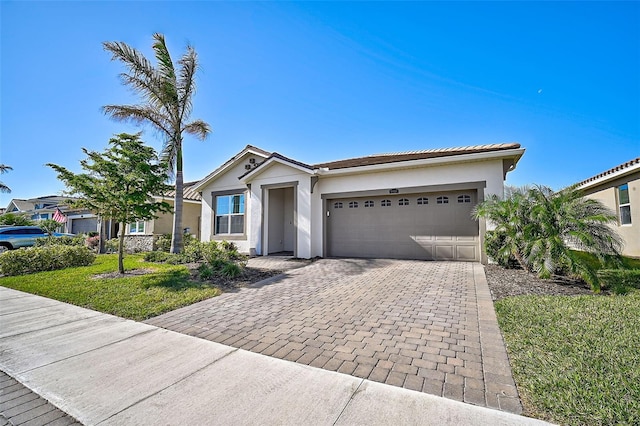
[496, 293, 640, 425]
[571, 251, 640, 271]
[0, 254, 219, 320]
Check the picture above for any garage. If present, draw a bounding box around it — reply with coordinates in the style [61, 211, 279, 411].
[326, 189, 479, 261]
[71, 217, 98, 235]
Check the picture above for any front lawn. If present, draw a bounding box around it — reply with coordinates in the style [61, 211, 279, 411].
[0, 254, 219, 320]
[496, 293, 640, 425]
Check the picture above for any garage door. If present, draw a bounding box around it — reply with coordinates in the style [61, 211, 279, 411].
[71, 218, 98, 235]
[326, 190, 479, 261]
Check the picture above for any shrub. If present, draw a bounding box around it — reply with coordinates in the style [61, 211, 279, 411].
[598, 269, 640, 295]
[0, 245, 96, 276]
[34, 235, 85, 247]
[221, 261, 242, 278]
[105, 238, 119, 254]
[198, 263, 214, 280]
[86, 235, 100, 251]
[144, 251, 171, 263]
[154, 234, 172, 252]
[484, 230, 519, 268]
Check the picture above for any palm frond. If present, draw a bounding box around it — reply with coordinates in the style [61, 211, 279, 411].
[177, 46, 197, 121]
[183, 119, 211, 140]
[102, 104, 172, 137]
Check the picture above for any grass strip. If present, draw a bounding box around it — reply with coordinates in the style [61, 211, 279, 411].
[0, 254, 219, 321]
[495, 293, 640, 425]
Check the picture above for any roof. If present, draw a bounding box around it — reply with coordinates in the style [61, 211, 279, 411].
[577, 157, 640, 188]
[313, 143, 522, 170]
[7, 199, 34, 212]
[163, 181, 202, 202]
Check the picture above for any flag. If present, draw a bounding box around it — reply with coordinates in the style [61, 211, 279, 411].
[53, 208, 67, 223]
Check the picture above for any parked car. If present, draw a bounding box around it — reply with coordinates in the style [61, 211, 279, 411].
[0, 226, 74, 252]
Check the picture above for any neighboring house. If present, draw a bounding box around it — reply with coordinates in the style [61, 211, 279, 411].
[3, 195, 99, 234]
[577, 157, 640, 258]
[194, 143, 525, 263]
[122, 181, 202, 252]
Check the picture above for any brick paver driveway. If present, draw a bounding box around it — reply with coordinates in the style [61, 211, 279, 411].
[146, 259, 522, 413]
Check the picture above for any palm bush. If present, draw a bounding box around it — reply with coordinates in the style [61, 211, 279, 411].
[475, 185, 622, 292]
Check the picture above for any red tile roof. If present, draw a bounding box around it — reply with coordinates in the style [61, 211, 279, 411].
[577, 157, 640, 187]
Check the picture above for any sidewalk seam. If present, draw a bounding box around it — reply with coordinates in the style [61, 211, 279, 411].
[331, 378, 365, 426]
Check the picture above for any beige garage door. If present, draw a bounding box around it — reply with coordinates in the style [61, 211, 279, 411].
[326, 190, 479, 261]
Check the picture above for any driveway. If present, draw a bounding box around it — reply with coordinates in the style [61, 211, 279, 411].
[146, 259, 522, 413]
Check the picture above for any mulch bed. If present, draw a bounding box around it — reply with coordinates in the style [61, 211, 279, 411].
[484, 264, 593, 300]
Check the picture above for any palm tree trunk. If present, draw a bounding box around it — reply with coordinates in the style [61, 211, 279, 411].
[118, 221, 126, 274]
[170, 147, 184, 254]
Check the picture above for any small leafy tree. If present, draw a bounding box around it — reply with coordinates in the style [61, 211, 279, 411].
[48, 133, 173, 273]
[39, 219, 64, 235]
[0, 213, 34, 226]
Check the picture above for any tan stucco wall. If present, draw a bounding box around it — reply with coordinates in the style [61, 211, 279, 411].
[152, 201, 201, 238]
[583, 173, 640, 258]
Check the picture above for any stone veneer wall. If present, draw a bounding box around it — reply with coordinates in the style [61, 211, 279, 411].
[123, 235, 154, 253]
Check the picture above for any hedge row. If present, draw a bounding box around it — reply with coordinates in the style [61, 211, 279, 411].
[0, 245, 96, 276]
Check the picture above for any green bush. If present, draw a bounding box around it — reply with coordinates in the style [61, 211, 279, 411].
[221, 261, 242, 278]
[154, 234, 172, 252]
[105, 238, 119, 253]
[598, 269, 640, 295]
[34, 235, 85, 247]
[198, 263, 214, 280]
[144, 251, 171, 263]
[484, 230, 519, 268]
[0, 245, 96, 276]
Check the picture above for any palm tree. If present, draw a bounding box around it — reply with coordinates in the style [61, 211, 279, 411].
[0, 164, 13, 193]
[476, 185, 623, 292]
[474, 186, 532, 270]
[525, 185, 622, 291]
[103, 33, 211, 253]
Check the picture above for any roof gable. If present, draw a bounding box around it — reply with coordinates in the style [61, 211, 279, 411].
[193, 145, 271, 191]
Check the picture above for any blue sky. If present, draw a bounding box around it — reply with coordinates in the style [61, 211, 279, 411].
[1, 1, 638, 206]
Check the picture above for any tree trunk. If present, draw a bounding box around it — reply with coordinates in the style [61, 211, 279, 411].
[118, 221, 126, 274]
[170, 145, 184, 254]
[99, 217, 106, 254]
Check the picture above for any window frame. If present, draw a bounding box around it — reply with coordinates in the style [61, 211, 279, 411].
[128, 221, 145, 234]
[618, 183, 632, 225]
[214, 192, 246, 235]
[436, 196, 449, 204]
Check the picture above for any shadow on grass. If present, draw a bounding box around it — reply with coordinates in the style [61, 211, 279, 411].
[139, 269, 211, 291]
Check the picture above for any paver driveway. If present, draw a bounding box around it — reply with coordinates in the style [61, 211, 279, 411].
[146, 259, 522, 413]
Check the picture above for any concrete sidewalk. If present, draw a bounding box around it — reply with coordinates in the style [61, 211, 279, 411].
[0, 287, 551, 426]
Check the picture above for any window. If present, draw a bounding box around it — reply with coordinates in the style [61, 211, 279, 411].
[458, 195, 471, 203]
[437, 196, 449, 204]
[618, 184, 632, 225]
[381, 199, 391, 207]
[129, 221, 145, 234]
[399, 198, 409, 206]
[334, 202, 343, 209]
[417, 197, 428, 205]
[364, 200, 374, 207]
[216, 194, 245, 234]
[349, 201, 359, 208]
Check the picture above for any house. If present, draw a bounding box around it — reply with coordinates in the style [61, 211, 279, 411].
[122, 181, 202, 252]
[194, 143, 525, 263]
[577, 157, 640, 258]
[3, 195, 99, 234]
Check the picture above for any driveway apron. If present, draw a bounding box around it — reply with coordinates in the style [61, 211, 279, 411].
[146, 259, 522, 413]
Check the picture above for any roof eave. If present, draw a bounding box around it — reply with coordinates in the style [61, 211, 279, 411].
[239, 156, 314, 183]
[577, 162, 640, 190]
[316, 148, 526, 177]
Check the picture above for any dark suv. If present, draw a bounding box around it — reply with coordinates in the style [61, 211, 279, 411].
[0, 226, 73, 252]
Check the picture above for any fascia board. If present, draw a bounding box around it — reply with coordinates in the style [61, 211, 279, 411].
[316, 148, 526, 176]
[239, 157, 313, 183]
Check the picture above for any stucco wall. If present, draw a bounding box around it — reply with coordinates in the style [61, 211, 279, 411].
[583, 174, 640, 257]
[151, 201, 201, 238]
[199, 155, 265, 253]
